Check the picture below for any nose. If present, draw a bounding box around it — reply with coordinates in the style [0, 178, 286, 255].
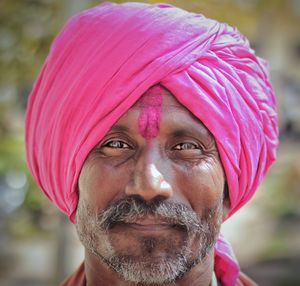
[125, 145, 173, 201]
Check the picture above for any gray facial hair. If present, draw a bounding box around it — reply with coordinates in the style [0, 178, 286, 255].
[76, 196, 223, 285]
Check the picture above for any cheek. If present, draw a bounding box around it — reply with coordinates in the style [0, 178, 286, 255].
[78, 157, 131, 210]
[175, 160, 225, 213]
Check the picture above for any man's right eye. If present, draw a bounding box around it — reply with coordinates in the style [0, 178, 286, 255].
[104, 140, 131, 149]
[95, 139, 134, 157]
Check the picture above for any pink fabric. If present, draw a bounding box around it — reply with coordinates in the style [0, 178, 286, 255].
[214, 233, 241, 285]
[25, 2, 278, 285]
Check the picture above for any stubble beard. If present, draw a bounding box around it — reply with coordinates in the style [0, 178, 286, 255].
[75, 196, 223, 285]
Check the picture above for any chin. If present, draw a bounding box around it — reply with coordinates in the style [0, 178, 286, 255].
[91, 230, 214, 285]
[75, 197, 223, 284]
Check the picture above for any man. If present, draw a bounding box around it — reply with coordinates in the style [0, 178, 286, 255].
[25, 2, 278, 286]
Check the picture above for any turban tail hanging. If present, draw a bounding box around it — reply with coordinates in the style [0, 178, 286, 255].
[25, 2, 279, 285]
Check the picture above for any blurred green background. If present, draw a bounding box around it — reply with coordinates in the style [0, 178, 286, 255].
[0, 0, 300, 285]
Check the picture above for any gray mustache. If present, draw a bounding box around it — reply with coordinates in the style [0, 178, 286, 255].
[96, 196, 208, 234]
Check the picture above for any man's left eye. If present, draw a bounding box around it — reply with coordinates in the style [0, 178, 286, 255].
[173, 142, 200, 150]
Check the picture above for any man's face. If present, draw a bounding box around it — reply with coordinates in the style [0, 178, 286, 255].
[76, 87, 228, 285]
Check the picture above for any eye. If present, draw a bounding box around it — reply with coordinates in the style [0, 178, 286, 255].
[170, 141, 204, 161]
[173, 142, 199, 150]
[104, 140, 131, 149]
[94, 138, 134, 157]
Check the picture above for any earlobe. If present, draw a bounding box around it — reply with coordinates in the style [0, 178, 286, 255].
[222, 199, 230, 221]
[222, 183, 231, 221]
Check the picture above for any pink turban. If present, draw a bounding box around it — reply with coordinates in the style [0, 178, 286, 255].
[25, 2, 278, 285]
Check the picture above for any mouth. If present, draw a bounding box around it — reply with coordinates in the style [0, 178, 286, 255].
[125, 223, 173, 232]
[111, 216, 186, 233]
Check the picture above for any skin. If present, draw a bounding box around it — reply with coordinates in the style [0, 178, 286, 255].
[138, 85, 163, 139]
[76, 87, 230, 286]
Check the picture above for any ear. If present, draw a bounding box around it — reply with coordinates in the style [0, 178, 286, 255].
[222, 182, 230, 221]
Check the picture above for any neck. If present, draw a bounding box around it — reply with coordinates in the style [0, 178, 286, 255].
[84, 249, 215, 286]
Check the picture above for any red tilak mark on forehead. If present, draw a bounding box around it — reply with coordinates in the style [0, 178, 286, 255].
[138, 86, 163, 140]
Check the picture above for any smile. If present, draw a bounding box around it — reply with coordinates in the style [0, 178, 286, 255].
[111, 217, 181, 233]
[125, 223, 174, 232]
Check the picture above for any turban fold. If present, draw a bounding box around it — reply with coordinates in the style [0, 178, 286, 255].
[25, 2, 278, 285]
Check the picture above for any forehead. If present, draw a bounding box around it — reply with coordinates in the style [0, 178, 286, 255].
[112, 86, 215, 142]
[133, 86, 184, 111]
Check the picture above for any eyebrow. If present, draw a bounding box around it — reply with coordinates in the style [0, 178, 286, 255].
[170, 127, 214, 140]
[108, 124, 130, 133]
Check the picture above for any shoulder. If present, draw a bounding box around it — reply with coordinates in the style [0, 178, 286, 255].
[60, 263, 86, 286]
